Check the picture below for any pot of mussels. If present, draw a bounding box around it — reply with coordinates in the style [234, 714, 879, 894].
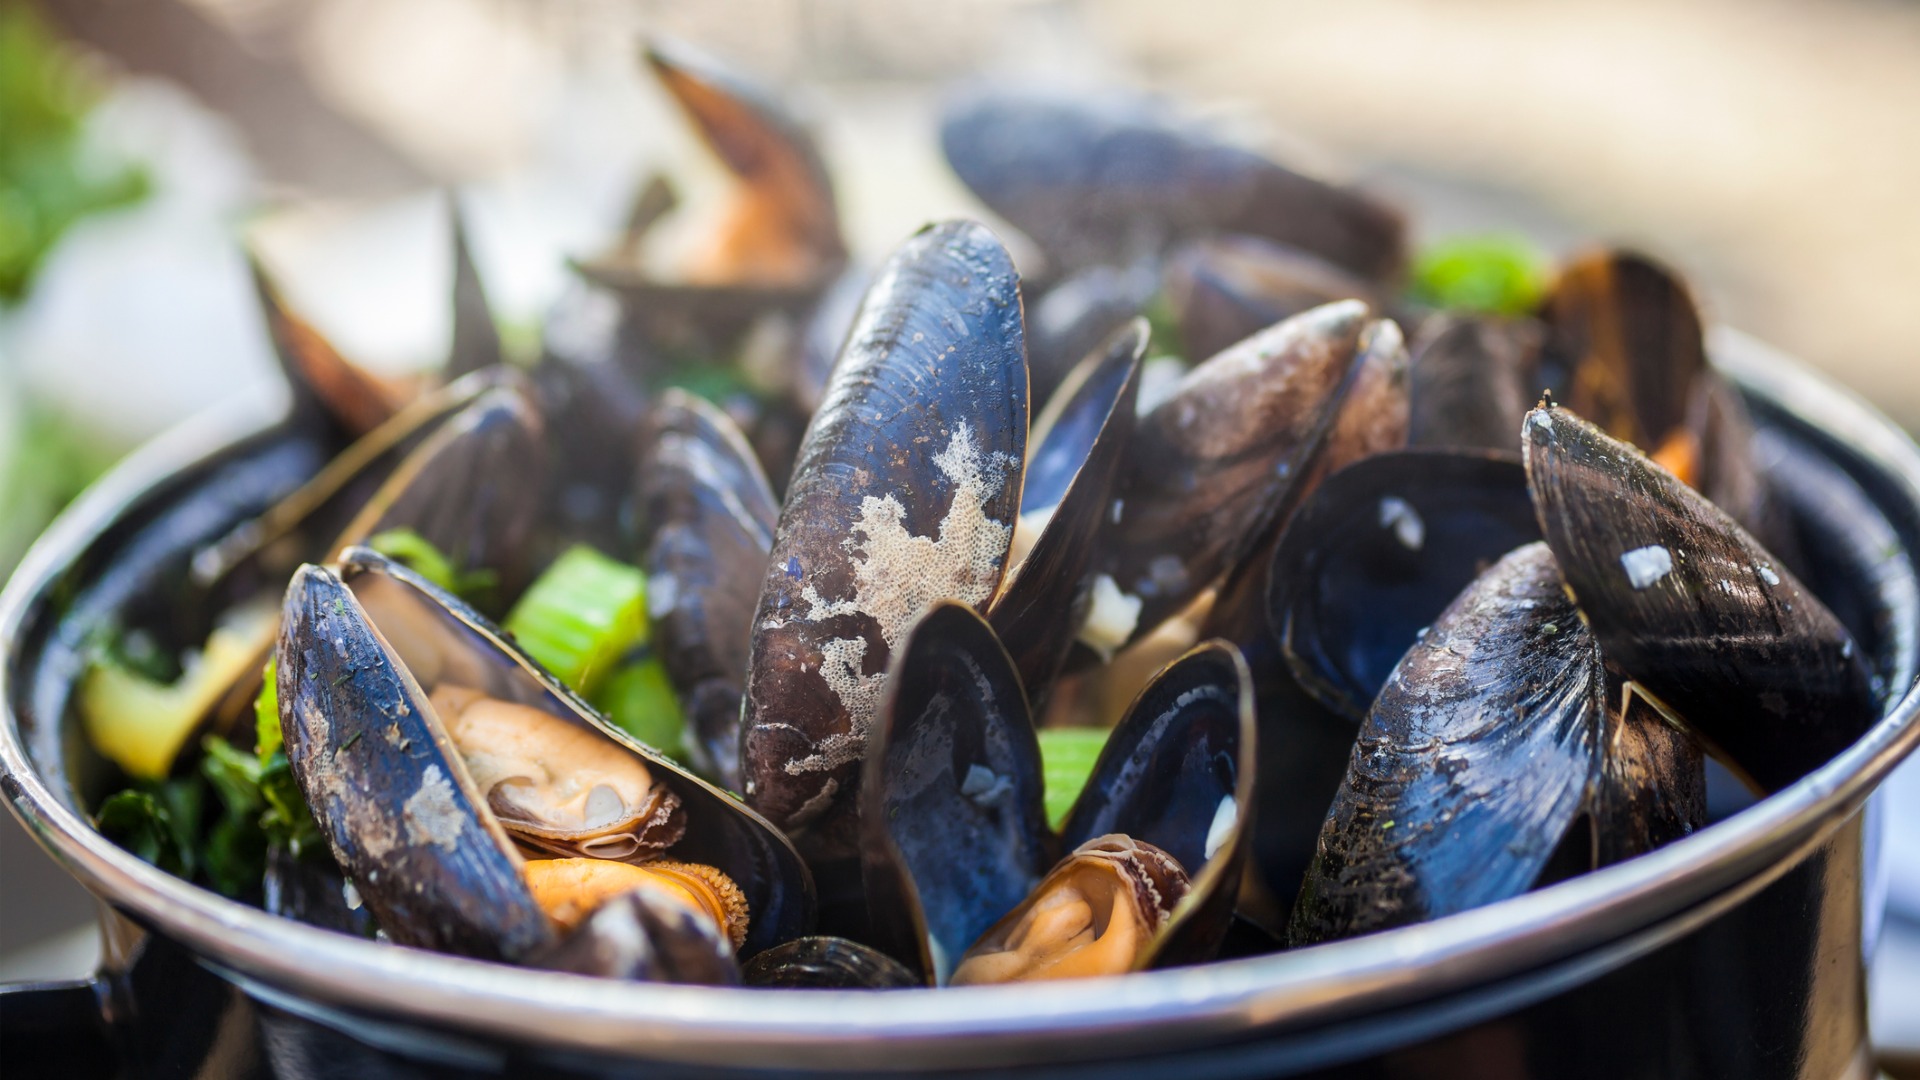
[2, 41, 1917, 1080]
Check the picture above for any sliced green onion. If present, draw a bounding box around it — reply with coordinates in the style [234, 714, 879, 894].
[1038, 727, 1110, 830]
[592, 655, 686, 761]
[504, 545, 648, 697]
[253, 656, 280, 761]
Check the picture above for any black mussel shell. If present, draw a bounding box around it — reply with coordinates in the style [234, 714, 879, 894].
[860, 602, 1052, 985]
[1165, 234, 1379, 366]
[533, 886, 742, 986]
[1305, 318, 1410, 486]
[1287, 543, 1605, 945]
[1058, 640, 1255, 966]
[1407, 314, 1541, 452]
[192, 369, 514, 603]
[637, 390, 780, 791]
[990, 320, 1146, 705]
[1523, 405, 1878, 792]
[939, 85, 1404, 281]
[742, 936, 920, 990]
[1098, 300, 1371, 639]
[278, 561, 554, 962]
[284, 549, 814, 959]
[741, 221, 1028, 849]
[333, 384, 546, 605]
[1268, 449, 1541, 720]
[1590, 680, 1706, 865]
[1025, 263, 1156, 409]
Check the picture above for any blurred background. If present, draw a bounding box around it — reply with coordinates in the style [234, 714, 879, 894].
[0, 0, 1915, 1062]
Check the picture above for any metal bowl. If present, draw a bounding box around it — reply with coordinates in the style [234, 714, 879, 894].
[4, 330, 1917, 1079]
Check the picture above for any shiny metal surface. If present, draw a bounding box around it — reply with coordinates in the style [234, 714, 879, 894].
[3, 333, 1918, 1076]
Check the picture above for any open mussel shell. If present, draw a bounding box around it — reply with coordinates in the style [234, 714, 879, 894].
[637, 390, 779, 790]
[192, 368, 517, 604]
[249, 254, 417, 439]
[1287, 543, 1607, 945]
[1164, 234, 1380, 366]
[1097, 300, 1373, 640]
[859, 602, 1052, 986]
[989, 319, 1146, 704]
[642, 38, 844, 285]
[577, 40, 842, 325]
[280, 548, 813, 961]
[1054, 640, 1256, 967]
[741, 936, 920, 990]
[1523, 404, 1878, 792]
[938, 84, 1404, 281]
[1267, 449, 1541, 721]
[1407, 314, 1541, 452]
[331, 383, 546, 602]
[741, 220, 1028, 853]
[190, 376, 544, 748]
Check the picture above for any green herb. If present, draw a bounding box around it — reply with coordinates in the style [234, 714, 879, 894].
[366, 528, 497, 600]
[504, 545, 648, 697]
[199, 736, 268, 896]
[1406, 234, 1550, 316]
[93, 783, 197, 878]
[591, 652, 686, 760]
[1037, 727, 1110, 830]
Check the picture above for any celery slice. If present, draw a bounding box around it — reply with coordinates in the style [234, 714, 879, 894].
[593, 655, 686, 761]
[1037, 727, 1111, 830]
[504, 545, 648, 697]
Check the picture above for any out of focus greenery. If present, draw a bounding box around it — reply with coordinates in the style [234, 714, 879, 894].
[1, 1, 151, 303]
[1407, 234, 1550, 316]
[0, 399, 125, 574]
[2, 3, 146, 574]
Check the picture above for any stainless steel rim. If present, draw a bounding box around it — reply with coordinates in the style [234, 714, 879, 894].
[3, 331, 1917, 1070]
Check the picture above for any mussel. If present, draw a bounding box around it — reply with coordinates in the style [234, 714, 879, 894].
[860, 601, 1254, 985]
[636, 390, 780, 790]
[278, 548, 812, 972]
[739, 221, 1028, 860]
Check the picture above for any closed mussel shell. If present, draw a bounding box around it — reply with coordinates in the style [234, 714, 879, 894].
[740, 220, 1028, 848]
[1407, 314, 1541, 453]
[860, 602, 1052, 985]
[1268, 449, 1541, 721]
[1057, 640, 1256, 967]
[1523, 404, 1878, 792]
[637, 390, 780, 790]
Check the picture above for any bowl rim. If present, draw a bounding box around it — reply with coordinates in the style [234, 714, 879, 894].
[3, 329, 1918, 1071]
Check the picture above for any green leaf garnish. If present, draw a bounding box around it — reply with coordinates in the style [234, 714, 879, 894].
[367, 528, 496, 600]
